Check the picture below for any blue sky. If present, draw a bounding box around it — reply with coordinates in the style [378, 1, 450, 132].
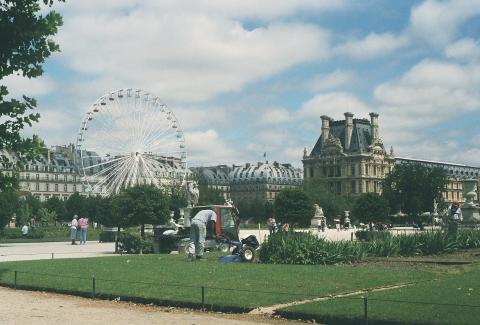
[4, 0, 480, 167]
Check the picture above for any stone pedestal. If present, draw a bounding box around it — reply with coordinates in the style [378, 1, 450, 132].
[462, 179, 480, 221]
[310, 204, 325, 228]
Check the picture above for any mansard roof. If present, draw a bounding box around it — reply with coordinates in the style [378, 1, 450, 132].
[310, 118, 372, 157]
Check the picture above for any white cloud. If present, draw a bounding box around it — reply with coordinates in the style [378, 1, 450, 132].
[185, 129, 238, 165]
[445, 38, 480, 62]
[375, 60, 480, 129]
[335, 33, 408, 60]
[309, 69, 356, 92]
[56, 12, 330, 102]
[2, 75, 57, 98]
[409, 0, 480, 47]
[255, 107, 292, 126]
[175, 106, 231, 130]
[297, 92, 371, 121]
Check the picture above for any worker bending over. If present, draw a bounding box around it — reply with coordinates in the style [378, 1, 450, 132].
[190, 209, 217, 260]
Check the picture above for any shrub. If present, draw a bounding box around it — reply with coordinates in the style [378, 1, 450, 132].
[0, 228, 45, 239]
[259, 231, 367, 265]
[119, 232, 154, 254]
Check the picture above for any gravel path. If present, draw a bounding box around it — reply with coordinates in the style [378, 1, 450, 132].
[0, 287, 303, 325]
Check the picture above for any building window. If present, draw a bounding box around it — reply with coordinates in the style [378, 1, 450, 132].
[26, 173, 30, 180]
[64, 175, 68, 182]
[36, 174, 39, 180]
[73, 175, 77, 183]
[73, 184, 77, 192]
[46, 183, 49, 192]
[351, 181, 356, 194]
[54, 174, 58, 181]
[55, 184, 58, 192]
[35, 183, 40, 191]
[45, 174, 49, 181]
[64, 184, 68, 192]
[350, 164, 355, 176]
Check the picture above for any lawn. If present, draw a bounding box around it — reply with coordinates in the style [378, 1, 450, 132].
[279, 262, 480, 325]
[0, 254, 434, 311]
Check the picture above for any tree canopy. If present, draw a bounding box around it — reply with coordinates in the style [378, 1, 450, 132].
[0, 190, 19, 228]
[274, 188, 314, 227]
[382, 163, 448, 221]
[0, 0, 63, 191]
[112, 185, 171, 237]
[352, 192, 390, 224]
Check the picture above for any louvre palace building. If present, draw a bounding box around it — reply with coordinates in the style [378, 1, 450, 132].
[303, 112, 480, 204]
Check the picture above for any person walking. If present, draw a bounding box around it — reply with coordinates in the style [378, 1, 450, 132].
[447, 199, 462, 237]
[78, 216, 89, 244]
[334, 216, 341, 231]
[190, 209, 217, 260]
[70, 215, 78, 245]
[266, 217, 276, 235]
[21, 224, 29, 237]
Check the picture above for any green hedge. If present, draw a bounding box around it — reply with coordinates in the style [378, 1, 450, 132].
[0, 228, 46, 239]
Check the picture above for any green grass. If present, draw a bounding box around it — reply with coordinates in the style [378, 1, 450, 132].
[279, 263, 480, 325]
[0, 254, 434, 310]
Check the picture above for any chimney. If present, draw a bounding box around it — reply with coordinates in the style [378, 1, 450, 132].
[320, 115, 331, 143]
[344, 112, 354, 150]
[369, 112, 379, 141]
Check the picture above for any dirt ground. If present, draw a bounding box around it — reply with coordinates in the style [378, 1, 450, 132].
[0, 287, 306, 325]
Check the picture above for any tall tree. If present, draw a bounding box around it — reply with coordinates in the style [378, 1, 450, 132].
[197, 179, 225, 206]
[0, 0, 63, 191]
[274, 188, 314, 227]
[382, 163, 448, 223]
[113, 185, 170, 237]
[44, 196, 66, 223]
[65, 192, 87, 218]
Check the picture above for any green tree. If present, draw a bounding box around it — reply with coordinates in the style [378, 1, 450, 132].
[382, 163, 448, 224]
[352, 193, 390, 224]
[0, 190, 19, 228]
[44, 196, 66, 223]
[274, 188, 314, 227]
[303, 176, 353, 222]
[168, 185, 188, 219]
[113, 185, 170, 237]
[15, 198, 31, 226]
[65, 192, 87, 218]
[1, 0, 63, 191]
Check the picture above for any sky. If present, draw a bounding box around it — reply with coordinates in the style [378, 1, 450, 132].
[4, 0, 480, 168]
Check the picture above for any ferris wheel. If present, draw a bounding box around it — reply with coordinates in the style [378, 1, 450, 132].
[76, 88, 187, 196]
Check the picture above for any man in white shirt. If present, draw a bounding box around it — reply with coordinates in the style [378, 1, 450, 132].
[190, 209, 217, 260]
[70, 215, 78, 245]
[447, 199, 462, 237]
[21, 224, 28, 236]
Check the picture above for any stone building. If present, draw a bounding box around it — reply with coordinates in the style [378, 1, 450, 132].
[1, 145, 84, 201]
[303, 112, 395, 196]
[190, 162, 303, 204]
[303, 112, 480, 204]
[229, 161, 303, 203]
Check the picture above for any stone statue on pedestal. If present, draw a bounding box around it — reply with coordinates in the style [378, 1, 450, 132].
[310, 204, 326, 228]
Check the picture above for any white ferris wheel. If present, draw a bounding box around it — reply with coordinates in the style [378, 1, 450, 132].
[76, 88, 187, 196]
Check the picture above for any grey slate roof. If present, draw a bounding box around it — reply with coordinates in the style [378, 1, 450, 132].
[310, 118, 372, 157]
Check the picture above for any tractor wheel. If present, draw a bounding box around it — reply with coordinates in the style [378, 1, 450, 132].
[240, 246, 255, 262]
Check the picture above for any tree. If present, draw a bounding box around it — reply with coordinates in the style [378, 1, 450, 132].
[382, 163, 448, 223]
[1, 0, 63, 191]
[44, 196, 66, 223]
[113, 185, 170, 237]
[65, 192, 87, 218]
[274, 188, 314, 227]
[0, 190, 19, 228]
[352, 193, 390, 224]
[303, 176, 354, 222]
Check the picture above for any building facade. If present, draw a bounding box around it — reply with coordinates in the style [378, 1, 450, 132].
[303, 112, 395, 196]
[191, 162, 303, 204]
[303, 112, 480, 204]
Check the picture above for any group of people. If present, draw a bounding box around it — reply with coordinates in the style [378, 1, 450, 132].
[70, 215, 89, 245]
[266, 217, 290, 234]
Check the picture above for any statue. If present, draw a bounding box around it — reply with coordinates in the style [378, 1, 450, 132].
[186, 181, 199, 207]
[310, 204, 325, 228]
